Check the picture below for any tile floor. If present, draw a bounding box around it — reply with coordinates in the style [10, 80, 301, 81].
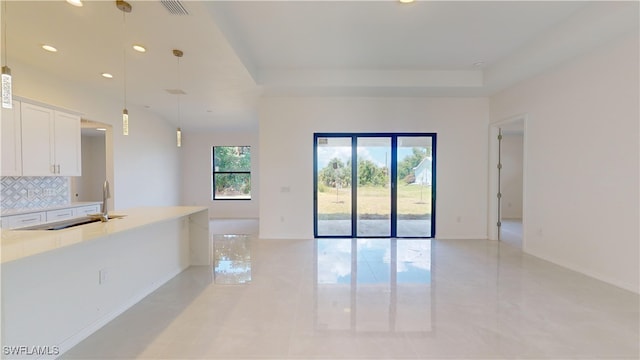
[499, 218, 523, 249]
[63, 221, 639, 359]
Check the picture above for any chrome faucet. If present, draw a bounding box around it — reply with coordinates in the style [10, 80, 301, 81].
[100, 180, 111, 222]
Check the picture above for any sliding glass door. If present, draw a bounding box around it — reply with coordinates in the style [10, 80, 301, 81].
[357, 137, 392, 237]
[396, 136, 433, 237]
[314, 133, 436, 238]
[315, 137, 353, 237]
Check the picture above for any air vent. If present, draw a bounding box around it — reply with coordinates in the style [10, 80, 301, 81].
[160, 0, 189, 15]
[165, 89, 186, 95]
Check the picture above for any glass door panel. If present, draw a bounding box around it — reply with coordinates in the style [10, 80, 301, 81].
[396, 136, 433, 237]
[356, 137, 391, 237]
[316, 137, 352, 237]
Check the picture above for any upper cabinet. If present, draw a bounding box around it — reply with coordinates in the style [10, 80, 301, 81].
[52, 111, 82, 176]
[20, 102, 55, 176]
[1, 100, 23, 176]
[1, 99, 81, 177]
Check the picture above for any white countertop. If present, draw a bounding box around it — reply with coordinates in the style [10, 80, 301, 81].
[0, 206, 208, 264]
[1, 202, 102, 216]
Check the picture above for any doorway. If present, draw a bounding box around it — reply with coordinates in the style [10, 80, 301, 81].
[314, 133, 436, 238]
[70, 120, 112, 205]
[489, 116, 526, 247]
[499, 128, 524, 247]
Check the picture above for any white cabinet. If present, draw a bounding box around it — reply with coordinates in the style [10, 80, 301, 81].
[1, 100, 23, 176]
[52, 110, 82, 176]
[20, 102, 53, 176]
[20, 102, 81, 176]
[1, 203, 101, 229]
[46, 208, 76, 222]
[75, 204, 100, 216]
[1, 212, 45, 229]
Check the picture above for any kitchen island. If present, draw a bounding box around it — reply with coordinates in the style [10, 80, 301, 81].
[0, 206, 210, 359]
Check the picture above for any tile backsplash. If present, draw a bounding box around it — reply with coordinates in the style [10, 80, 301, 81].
[1, 177, 70, 210]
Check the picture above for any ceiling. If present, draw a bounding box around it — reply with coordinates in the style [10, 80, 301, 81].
[4, 1, 638, 131]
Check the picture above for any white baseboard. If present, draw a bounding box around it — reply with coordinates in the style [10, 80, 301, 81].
[524, 249, 639, 294]
[435, 235, 488, 240]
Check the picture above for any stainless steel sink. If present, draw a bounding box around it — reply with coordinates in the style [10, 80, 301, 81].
[17, 214, 127, 230]
[86, 213, 128, 221]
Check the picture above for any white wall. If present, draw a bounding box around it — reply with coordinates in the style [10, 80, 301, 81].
[180, 130, 259, 219]
[501, 134, 523, 219]
[490, 33, 639, 293]
[258, 97, 489, 239]
[11, 61, 181, 209]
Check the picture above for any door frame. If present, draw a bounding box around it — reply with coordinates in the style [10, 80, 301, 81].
[488, 115, 527, 247]
[314, 132, 437, 238]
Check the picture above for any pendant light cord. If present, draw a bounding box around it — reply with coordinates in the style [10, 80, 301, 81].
[177, 55, 181, 124]
[2, 0, 8, 67]
[122, 9, 127, 109]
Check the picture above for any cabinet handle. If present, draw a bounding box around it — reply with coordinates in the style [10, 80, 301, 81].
[51, 165, 56, 174]
[57, 164, 61, 174]
[21, 218, 38, 223]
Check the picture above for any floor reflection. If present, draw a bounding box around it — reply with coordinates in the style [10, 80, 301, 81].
[63, 233, 640, 359]
[213, 234, 251, 284]
[315, 238, 432, 334]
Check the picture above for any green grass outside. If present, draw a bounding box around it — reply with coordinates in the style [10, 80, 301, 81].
[317, 184, 432, 220]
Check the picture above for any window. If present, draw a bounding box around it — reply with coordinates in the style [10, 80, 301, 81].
[212, 146, 251, 200]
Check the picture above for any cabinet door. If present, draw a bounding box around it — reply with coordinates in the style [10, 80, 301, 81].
[46, 208, 76, 222]
[21, 103, 55, 176]
[75, 205, 100, 216]
[54, 111, 81, 176]
[1, 100, 22, 176]
[1, 212, 45, 229]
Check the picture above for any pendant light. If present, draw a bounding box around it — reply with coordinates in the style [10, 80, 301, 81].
[173, 49, 184, 147]
[116, 0, 132, 135]
[1, 0, 13, 109]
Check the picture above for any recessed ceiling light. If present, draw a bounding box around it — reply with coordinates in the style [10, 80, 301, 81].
[399, 0, 415, 3]
[96, 128, 107, 131]
[66, 0, 83, 7]
[132, 44, 146, 53]
[42, 45, 58, 52]
[101, 73, 114, 79]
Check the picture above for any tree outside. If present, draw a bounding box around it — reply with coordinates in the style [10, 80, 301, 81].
[213, 146, 251, 199]
[317, 147, 431, 219]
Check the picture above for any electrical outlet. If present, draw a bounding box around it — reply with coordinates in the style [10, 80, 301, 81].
[44, 188, 55, 196]
[99, 269, 109, 284]
[27, 189, 36, 200]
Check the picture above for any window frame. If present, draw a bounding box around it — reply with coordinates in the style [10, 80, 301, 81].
[212, 146, 252, 201]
